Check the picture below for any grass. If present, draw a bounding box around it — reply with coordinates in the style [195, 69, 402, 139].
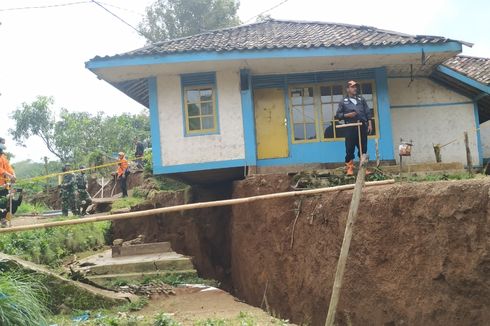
[0, 272, 51, 326]
[111, 197, 145, 211]
[0, 220, 110, 266]
[194, 312, 289, 326]
[14, 202, 50, 215]
[106, 271, 219, 289]
[154, 313, 181, 326]
[400, 172, 478, 182]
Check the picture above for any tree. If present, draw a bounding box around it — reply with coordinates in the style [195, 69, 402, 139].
[138, 0, 241, 42]
[9, 96, 64, 161]
[10, 97, 151, 165]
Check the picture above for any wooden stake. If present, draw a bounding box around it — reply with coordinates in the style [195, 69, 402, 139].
[0, 179, 394, 234]
[464, 131, 473, 175]
[375, 139, 380, 167]
[325, 155, 367, 326]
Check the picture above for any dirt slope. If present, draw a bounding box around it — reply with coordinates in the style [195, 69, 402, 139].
[230, 176, 490, 326]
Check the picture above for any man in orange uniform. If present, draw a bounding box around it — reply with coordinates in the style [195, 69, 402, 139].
[0, 140, 17, 227]
[116, 152, 129, 198]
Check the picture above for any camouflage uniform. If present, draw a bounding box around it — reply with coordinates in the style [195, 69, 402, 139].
[60, 172, 77, 216]
[76, 173, 92, 216]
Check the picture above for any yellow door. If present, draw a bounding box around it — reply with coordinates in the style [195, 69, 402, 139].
[254, 88, 289, 159]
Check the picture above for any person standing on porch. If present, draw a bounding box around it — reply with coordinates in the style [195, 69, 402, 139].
[335, 80, 372, 176]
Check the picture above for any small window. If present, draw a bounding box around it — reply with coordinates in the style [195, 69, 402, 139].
[183, 86, 217, 134]
[290, 87, 318, 142]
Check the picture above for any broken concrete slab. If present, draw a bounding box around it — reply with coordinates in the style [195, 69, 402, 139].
[78, 250, 194, 275]
[0, 253, 137, 312]
[112, 241, 172, 257]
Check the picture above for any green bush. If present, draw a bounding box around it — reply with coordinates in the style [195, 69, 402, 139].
[111, 197, 145, 211]
[154, 313, 182, 326]
[0, 221, 110, 266]
[14, 202, 50, 215]
[0, 273, 51, 326]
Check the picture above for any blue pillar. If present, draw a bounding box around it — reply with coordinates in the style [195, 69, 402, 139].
[375, 67, 395, 160]
[240, 69, 257, 166]
[473, 101, 483, 166]
[148, 77, 164, 174]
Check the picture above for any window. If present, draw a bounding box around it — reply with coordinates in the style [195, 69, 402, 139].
[290, 87, 317, 141]
[184, 86, 217, 134]
[289, 81, 378, 143]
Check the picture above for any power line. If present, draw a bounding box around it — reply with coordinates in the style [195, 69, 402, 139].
[90, 0, 153, 42]
[97, 1, 144, 17]
[244, 0, 292, 24]
[0, 1, 90, 12]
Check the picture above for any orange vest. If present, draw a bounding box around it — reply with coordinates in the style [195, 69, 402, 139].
[117, 157, 128, 177]
[0, 154, 14, 186]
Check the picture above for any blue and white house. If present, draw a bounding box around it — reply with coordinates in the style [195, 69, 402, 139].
[86, 19, 490, 182]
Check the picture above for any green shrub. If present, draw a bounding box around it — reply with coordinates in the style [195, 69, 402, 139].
[111, 197, 145, 211]
[0, 273, 50, 326]
[154, 313, 181, 326]
[15, 202, 50, 215]
[0, 221, 110, 266]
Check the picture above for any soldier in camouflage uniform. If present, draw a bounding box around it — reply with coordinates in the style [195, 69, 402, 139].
[76, 165, 92, 216]
[60, 164, 77, 216]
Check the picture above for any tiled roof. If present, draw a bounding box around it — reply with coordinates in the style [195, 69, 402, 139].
[93, 19, 465, 60]
[442, 55, 490, 85]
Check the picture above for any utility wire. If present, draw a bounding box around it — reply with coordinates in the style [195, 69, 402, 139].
[97, 1, 144, 17]
[90, 0, 154, 42]
[244, 0, 292, 23]
[0, 1, 90, 12]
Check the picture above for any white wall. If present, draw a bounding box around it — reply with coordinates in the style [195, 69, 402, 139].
[389, 78, 478, 165]
[157, 70, 245, 166]
[480, 120, 490, 159]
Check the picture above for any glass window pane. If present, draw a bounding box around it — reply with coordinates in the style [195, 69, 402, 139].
[201, 102, 213, 115]
[305, 87, 314, 97]
[200, 89, 213, 101]
[322, 104, 333, 121]
[188, 117, 201, 131]
[303, 96, 314, 105]
[363, 94, 373, 101]
[188, 103, 200, 117]
[292, 107, 304, 123]
[305, 123, 316, 140]
[304, 105, 315, 122]
[361, 83, 372, 94]
[323, 122, 334, 139]
[320, 86, 331, 97]
[370, 119, 377, 136]
[334, 121, 347, 138]
[332, 95, 343, 103]
[320, 95, 330, 103]
[366, 101, 373, 109]
[291, 96, 302, 106]
[186, 90, 200, 103]
[332, 85, 343, 95]
[294, 123, 305, 140]
[202, 116, 214, 130]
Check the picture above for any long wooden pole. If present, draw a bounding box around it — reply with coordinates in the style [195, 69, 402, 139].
[464, 131, 473, 176]
[325, 156, 368, 326]
[0, 179, 394, 234]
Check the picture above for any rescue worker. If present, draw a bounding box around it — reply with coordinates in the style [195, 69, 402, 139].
[134, 138, 145, 169]
[116, 152, 129, 197]
[0, 142, 17, 227]
[60, 164, 77, 216]
[76, 165, 92, 216]
[335, 80, 372, 176]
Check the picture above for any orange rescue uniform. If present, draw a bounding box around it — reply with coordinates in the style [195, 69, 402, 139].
[117, 157, 128, 177]
[0, 154, 15, 186]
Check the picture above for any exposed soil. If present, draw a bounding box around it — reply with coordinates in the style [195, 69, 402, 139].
[109, 175, 490, 325]
[231, 176, 490, 326]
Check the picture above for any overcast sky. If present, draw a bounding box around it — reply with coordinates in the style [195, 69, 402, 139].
[1, 0, 488, 163]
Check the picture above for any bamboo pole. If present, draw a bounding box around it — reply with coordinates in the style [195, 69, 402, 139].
[0, 179, 394, 234]
[325, 155, 368, 326]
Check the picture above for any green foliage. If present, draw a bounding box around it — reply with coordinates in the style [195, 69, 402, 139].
[111, 197, 145, 211]
[0, 273, 51, 326]
[401, 172, 476, 182]
[14, 202, 49, 215]
[143, 149, 153, 175]
[138, 0, 241, 42]
[10, 96, 150, 165]
[120, 297, 149, 312]
[154, 313, 182, 326]
[194, 318, 227, 326]
[142, 272, 219, 287]
[0, 221, 110, 266]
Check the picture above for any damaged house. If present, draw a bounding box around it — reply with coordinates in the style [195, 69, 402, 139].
[86, 19, 490, 182]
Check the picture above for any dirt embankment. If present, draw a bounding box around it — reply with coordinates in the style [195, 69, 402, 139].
[230, 176, 490, 326]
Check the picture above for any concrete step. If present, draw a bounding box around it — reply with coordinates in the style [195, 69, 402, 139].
[112, 242, 172, 257]
[78, 250, 194, 276]
[86, 269, 197, 283]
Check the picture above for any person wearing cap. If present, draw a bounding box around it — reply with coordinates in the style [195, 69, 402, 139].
[0, 142, 16, 186]
[76, 165, 92, 216]
[335, 80, 372, 176]
[60, 164, 77, 216]
[116, 152, 129, 197]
